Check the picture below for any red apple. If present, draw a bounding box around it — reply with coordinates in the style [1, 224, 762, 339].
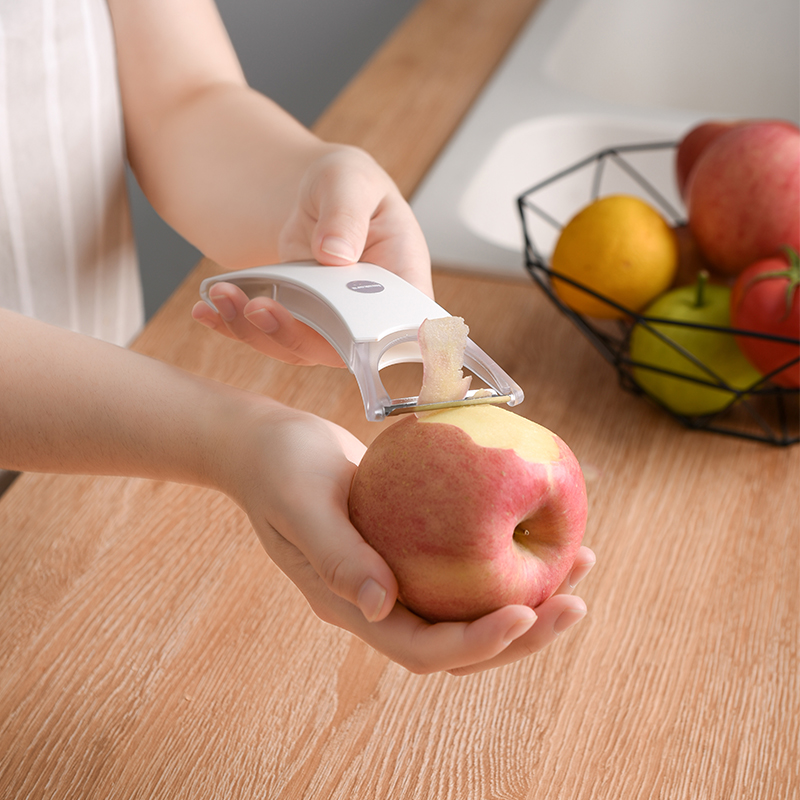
[348, 404, 588, 622]
[686, 120, 800, 275]
[675, 120, 745, 200]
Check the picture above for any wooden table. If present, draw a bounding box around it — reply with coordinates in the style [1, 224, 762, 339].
[2, 1, 798, 797]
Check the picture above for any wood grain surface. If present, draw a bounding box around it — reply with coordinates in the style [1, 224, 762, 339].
[1, 1, 798, 798]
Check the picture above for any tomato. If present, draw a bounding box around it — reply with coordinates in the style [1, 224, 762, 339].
[730, 248, 800, 388]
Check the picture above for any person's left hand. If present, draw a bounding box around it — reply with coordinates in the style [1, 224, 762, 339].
[219, 400, 595, 675]
[192, 145, 431, 367]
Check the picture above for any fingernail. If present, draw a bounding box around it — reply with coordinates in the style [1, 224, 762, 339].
[554, 607, 586, 635]
[244, 307, 279, 334]
[357, 578, 387, 622]
[209, 290, 236, 321]
[320, 236, 357, 263]
[502, 610, 537, 645]
[569, 557, 596, 588]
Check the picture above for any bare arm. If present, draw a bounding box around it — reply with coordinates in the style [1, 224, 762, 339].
[0, 307, 242, 484]
[0, 308, 592, 674]
[108, 0, 309, 266]
[107, 0, 430, 284]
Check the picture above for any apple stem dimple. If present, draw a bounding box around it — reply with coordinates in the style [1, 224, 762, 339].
[694, 270, 709, 308]
[513, 522, 539, 556]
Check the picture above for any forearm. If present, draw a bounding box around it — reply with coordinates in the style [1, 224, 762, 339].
[109, 0, 340, 269]
[0, 309, 255, 490]
[129, 83, 336, 267]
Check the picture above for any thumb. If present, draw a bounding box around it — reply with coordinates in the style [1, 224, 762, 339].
[303, 520, 400, 623]
[270, 449, 399, 623]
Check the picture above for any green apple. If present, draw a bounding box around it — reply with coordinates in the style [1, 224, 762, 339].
[629, 273, 762, 416]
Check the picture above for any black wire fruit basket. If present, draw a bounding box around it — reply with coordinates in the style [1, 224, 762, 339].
[517, 141, 799, 446]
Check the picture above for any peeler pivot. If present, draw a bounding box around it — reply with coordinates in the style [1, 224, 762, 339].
[199, 261, 524, 421]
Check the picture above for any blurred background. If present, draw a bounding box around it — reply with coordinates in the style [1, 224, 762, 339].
[128, 0, 418, 319]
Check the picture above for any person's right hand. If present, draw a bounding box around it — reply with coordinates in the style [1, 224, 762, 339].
[191, 145, 431, 368]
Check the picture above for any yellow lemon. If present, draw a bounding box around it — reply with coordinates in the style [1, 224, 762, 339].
[550, 195, 678, 319]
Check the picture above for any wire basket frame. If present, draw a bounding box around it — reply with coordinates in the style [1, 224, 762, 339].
[517, 142, 799, 446]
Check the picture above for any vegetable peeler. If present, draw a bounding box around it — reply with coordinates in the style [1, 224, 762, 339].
[199, 262, 524, 421]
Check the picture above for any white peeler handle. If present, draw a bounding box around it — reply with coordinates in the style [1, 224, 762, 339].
[199, 261, 523, 420]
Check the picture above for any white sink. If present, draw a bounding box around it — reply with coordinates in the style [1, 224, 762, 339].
[411, 0, 800, 278]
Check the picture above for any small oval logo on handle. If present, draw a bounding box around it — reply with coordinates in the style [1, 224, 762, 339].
[346, 280, 384, 294]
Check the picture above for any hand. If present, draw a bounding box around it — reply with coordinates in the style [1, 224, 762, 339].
[444, 548, 595, 676]
[223, 401, 595, 674]
[192, 145, 432, 366]
[336, 546, 594, 676]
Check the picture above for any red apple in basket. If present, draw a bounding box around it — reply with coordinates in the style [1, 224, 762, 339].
[686, 120, 800, 275]
[348, 318, 588, 623]
[675, 120, 745, 200]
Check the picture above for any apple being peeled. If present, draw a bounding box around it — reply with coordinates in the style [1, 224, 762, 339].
[686, 120, 800, 275]
[348, 318, 587, 623]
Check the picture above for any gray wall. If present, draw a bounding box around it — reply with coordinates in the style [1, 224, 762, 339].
[129, 0, 418, 319]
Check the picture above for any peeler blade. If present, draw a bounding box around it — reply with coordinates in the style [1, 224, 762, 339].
[384, 390, 516, 417]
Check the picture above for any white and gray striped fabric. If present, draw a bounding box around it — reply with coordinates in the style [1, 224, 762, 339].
[0, 0, 143, 348]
